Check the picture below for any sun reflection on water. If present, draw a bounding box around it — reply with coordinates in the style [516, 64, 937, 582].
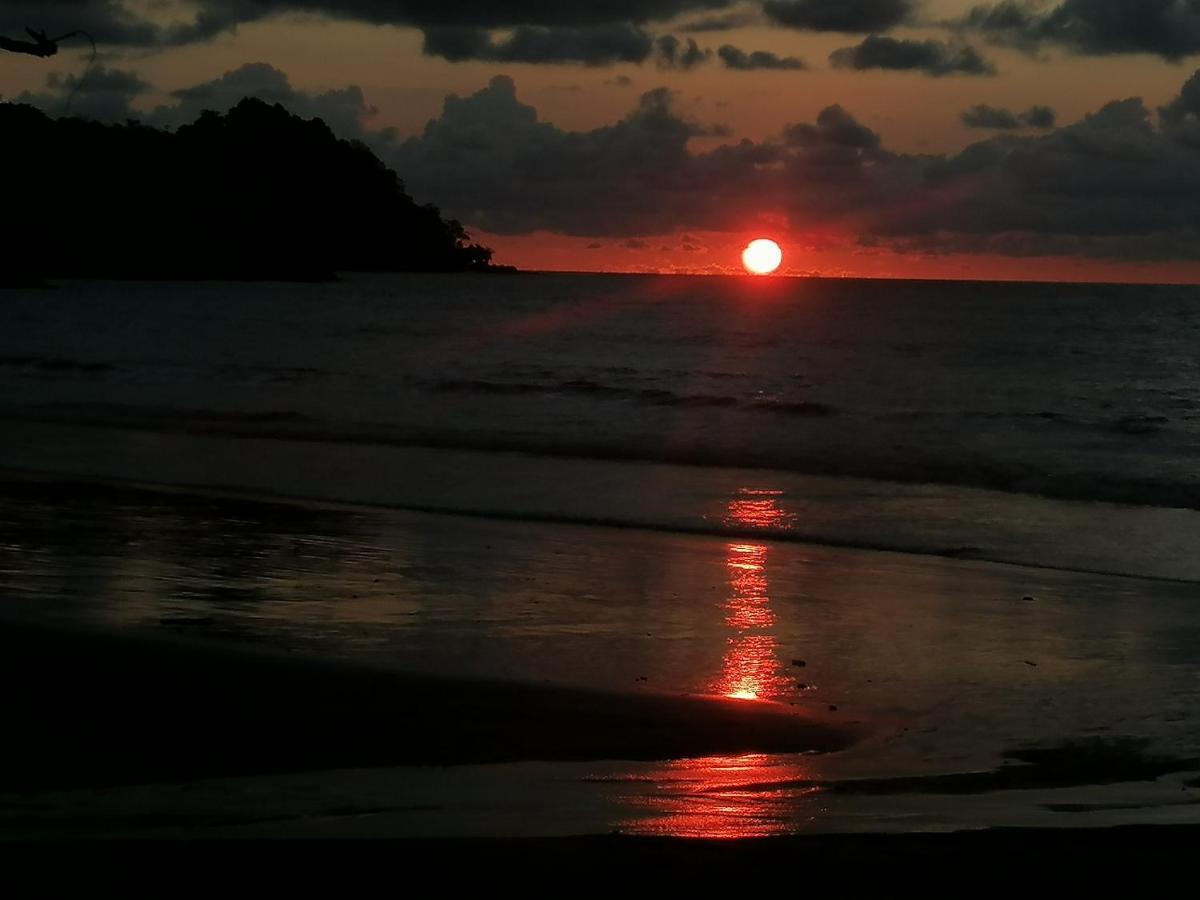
[713, 489, 791, 702]
[607, 488, 818, 839]
[612, 754, 821, 839]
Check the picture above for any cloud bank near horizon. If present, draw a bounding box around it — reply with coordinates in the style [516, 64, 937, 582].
[12, 56, 1200, 263]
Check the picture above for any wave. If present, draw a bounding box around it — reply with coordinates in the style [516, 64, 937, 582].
[427, 378, 837, 416]
[7, 403, 1200, 512]
[8, 470, 1194, 585]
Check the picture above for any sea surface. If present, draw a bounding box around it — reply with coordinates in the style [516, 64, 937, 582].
[4, 272, 1200, 837]
[6, 273, 1200, 506]
[5, 273, 1200, 577]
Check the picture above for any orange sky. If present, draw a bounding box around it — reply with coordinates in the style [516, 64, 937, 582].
[481, 230, 1200, 284]
[4, 1, 1200, 282]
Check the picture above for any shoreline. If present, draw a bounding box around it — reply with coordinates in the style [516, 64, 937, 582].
[7, 422, 1200, 584]
[4, 471, 1200, 839]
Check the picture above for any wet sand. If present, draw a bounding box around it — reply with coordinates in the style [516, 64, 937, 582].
[4, 475, 1200, 840]
[0, 617, 857, 792]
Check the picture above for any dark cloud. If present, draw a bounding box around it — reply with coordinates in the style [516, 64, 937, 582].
[0, 1, 158, 46]
[962, 103, 1056, 129]
[783, 104, 881, 149]
[2, 1, 736, 48]
[148, 63, 380, 138]
[831, 35, 996, 76]
[678, 9, 762, 32]
[622, 238, 650, 248]
[962, 104, 1020, 129]
[14, 63, 151, 122]
[422, 24, 656, 65]
[763, 0, 914, 33]
[389, 75, 753, 235]
[1159, 69, 1200, 146]
[656, 35, 712, 69]
[1022, 104, 1055, 128]
[388, 70, 1200, 262]
[960, 0, 1200, 61]
[879, 96, 1200, 259]
[220, 1, 733, 29]
[718, 44, 807, 70]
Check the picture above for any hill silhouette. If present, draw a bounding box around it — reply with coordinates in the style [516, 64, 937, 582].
[2, 98, 504, 282]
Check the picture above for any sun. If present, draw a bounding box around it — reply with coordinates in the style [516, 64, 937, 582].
[741, 238, 783, 275]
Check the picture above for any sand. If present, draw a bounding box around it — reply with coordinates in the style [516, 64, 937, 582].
[0, 617, 858, 792]
[4, 475, 1200, 844]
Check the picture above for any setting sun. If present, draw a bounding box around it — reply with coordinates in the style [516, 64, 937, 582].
[741, 239, 783, 275]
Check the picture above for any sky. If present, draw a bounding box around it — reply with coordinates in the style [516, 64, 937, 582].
[5, 1, 1200, 281]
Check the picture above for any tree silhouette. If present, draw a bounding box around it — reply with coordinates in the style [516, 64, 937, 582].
[2, 98, 502, 282]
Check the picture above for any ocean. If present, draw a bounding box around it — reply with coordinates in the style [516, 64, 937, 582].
[3, 272, 1200, 578]
[4, 272, 1200, 836]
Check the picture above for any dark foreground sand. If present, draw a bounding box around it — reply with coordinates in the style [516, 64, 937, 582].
[6, 610, 1200, 870]
[3, 829, 1198, 878]
[5, 618, 1199, 865]
[0, 617, 858, 792]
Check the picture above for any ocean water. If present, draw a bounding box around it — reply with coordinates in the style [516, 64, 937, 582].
[5, 272, 1200, 836]
[3, 272, 1200, 579]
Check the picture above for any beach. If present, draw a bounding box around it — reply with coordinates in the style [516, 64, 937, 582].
[3, 471, 1200, 840]
[3, 273, 1200, 845]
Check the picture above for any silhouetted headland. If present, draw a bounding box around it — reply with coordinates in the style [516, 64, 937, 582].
[2, 98, 510, 283]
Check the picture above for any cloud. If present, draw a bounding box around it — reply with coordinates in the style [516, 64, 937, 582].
[389, 75, 752, 235]
[144, 63, 381, 139]
[26, 54, 1198, 266]
[388, 70, 1200, 262]
[225, 1, 732, 29]
[962, 103, 1056, 129]
[1022, 104, 1055, 128]
[1159, 69, 1200, 145]
[3, 1, 738, 50]
[13, 63, 151, 122]
[878, 95, 1200, 260]
[718, 44, 807, 70]
[656, 35, 712, 69]
[962, 104, 1020, 129]
[0, 2, 159, 46]
[831, 35, 996, 76]
[422, 24, 657, 65]
[678, 9, 762, 32]
[783, 103, 881, 149]
[763, 0, 915, 32]
[960, 0, 1200, 61]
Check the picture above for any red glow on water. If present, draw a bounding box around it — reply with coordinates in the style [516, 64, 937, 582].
[716, 634, 787, 701]
[724, 543, 772, 631]
[713, 489, 791, 702]
[606, 487, 821, 839]
[614, 754, 820, 839]
[725, 488, 790, 531]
